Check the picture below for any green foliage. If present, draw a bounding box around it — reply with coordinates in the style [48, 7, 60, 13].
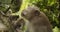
[0, 0, 22, 13]
[0, 0, 11, 12]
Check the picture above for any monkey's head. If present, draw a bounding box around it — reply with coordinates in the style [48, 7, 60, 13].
[21, 6, 40, 20]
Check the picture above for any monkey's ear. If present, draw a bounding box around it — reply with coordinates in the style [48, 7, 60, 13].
[34, 10, 40, 16]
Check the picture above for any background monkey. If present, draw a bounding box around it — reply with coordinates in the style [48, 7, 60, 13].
[21, 6, 53, 32]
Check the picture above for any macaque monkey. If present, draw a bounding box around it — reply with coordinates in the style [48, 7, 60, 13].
[21, 6, 53, 32]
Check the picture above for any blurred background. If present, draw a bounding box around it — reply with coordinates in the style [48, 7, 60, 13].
[0, 0, 60, 32]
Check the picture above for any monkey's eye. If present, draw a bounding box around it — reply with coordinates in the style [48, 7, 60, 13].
[34, 11, 40, 16]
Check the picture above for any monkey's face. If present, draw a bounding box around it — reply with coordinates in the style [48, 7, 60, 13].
[21, 6, 40, 20]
